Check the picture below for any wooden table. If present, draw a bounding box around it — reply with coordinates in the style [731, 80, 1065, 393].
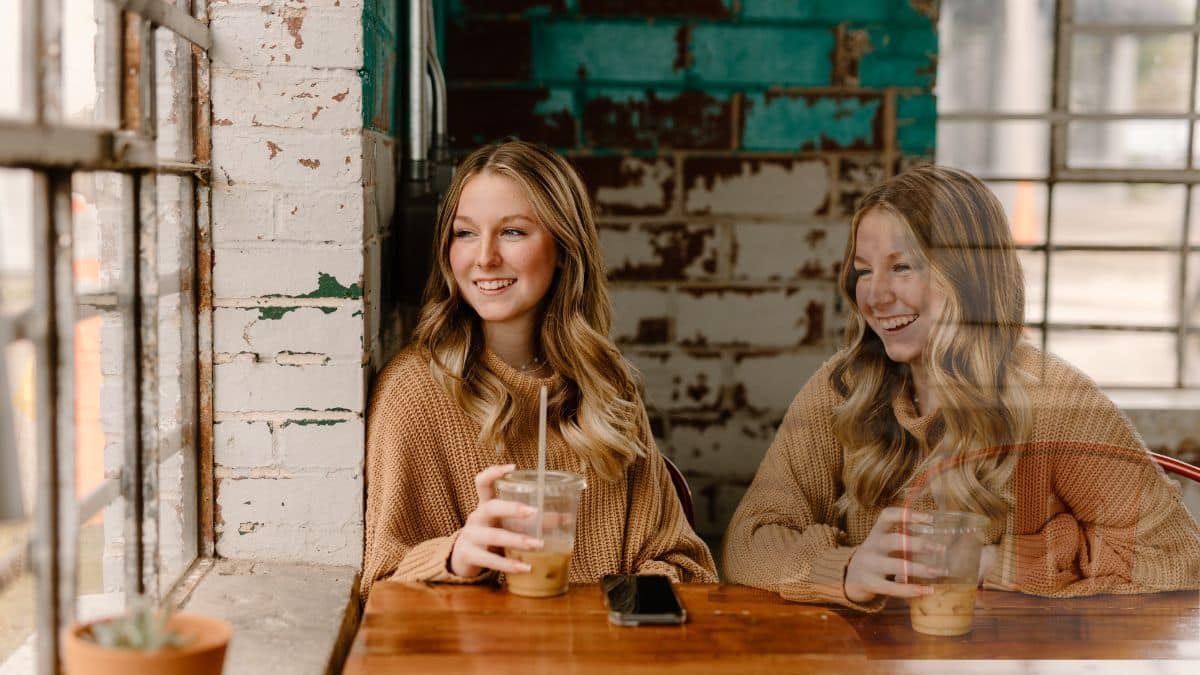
[343, 582, 1200, 674]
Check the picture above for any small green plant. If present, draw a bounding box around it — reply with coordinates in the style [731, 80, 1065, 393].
[84, 597, 191, 651]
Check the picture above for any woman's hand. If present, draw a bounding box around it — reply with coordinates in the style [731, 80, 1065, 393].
[844, 507, 943, 604]
[978, 544, 998, 584]
[448, 464, 544, 578]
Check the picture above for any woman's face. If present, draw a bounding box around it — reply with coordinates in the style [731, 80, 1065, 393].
[449, 172, 559, 337]
[853, 208, 946, 367]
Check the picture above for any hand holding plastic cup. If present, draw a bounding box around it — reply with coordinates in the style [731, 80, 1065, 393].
[904, 510, 988, 636]
[495, 470, 586, 598]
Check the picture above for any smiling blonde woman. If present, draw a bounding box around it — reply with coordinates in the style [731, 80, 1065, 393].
[722, 165, 1200, 610]
[360, 140, 716, 602]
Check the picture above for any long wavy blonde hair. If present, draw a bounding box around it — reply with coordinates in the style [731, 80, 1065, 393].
[830, 165, 1032, 523]
[412, 140, 647, 482]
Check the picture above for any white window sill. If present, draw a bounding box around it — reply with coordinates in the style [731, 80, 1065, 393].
[182, 559, 359, 675]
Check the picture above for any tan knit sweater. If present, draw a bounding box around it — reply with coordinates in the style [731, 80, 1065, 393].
[361, 346, 717, 602]
[722, 343, 1200, 610]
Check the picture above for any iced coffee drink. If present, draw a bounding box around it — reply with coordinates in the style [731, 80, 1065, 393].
[503, 549, 572, 598]
[495, 470, 586, 598]
[904, 511, 987, 637]
[908, 583, 978, 636]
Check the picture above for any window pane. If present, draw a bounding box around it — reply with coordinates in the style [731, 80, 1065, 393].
[988, 180, 1048, 245]
[1188, 252, 1200, 326]
[0, 1, 24, 120]
[155, 174, 198, 588]
[62, 0, 102, 127]
[1049, 251, 1177, 325]
[0, 170, 34, 315]
[1067, 120, 1189, 169]
[1, 336, 36, 666]
[1048, 330, 1175, 387]
[1018, 249, 1046, 324]
[1075, 0, 1196, 24]
[938, 0, 1054, 113]
[1051, 183, 1184, 245]
[1190, 186, 1200, 245]
[1071, 32, 1193, 113]
[1186, 331, 1200, 386]
[937, 121, 1049, 178]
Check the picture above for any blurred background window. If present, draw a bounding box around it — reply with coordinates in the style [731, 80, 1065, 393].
[939, 0, 1200, 388]
[1, 1, 209, 673]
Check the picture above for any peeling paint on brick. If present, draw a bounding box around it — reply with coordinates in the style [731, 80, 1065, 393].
[449, 86, 576, 148]
[282, 419, 349, 427]
[605, 223, 719, 281]
[298, 158, 321, 169]
[257, 306, 299, 321]
[282, 7, 305, 49]
[684, 157, 829, 216]
[635, 318, 670, 344]
[294, 272, 363, 299]
[267, 140, 283, 159]
[583, 89, 732, 150]
[800, 300, 824, 345]
[574, 156, 674, 215]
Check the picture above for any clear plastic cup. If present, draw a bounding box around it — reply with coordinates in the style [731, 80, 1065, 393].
[494, 470, 586, 598]
[905, 510, 988, 636]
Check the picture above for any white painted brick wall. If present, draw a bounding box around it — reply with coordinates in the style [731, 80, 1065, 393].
[668, 414, 779, 477]
[214, 421, 274, 469]
[278, 419, 363, 471]
[610, 287, 672, 344]
[212, 67, 362, 131]
[592, 157, 674, 213]
[214, 361, 365, 414]
[626, 350, 723, 413]
[212, 247, 362, 298]
[275, 190, 365, 243]
[685, 159, 829, 216]
[209, 6, 363, 70]
[732, 350, 831, 414]
[216, 476, 362, 566]
[211, 127, 362, 188]
[730, 222, 848, 281]
[676, 286, 828, 347]
[211, 185, 275, 243]
[214, 306, 363, 357]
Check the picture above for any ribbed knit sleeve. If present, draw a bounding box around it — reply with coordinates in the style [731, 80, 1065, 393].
[721, 361, 885, 611]
[627, 409, 719, 583]
[360, 354, 489, 603]
[984, 352, 1200, 596]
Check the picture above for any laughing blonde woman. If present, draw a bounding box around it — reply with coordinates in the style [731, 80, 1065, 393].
[722, 165, 1200, 610]
[360, 140, 716, 602]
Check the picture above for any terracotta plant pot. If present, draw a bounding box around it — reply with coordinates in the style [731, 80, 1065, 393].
[61, 613, 231, 675]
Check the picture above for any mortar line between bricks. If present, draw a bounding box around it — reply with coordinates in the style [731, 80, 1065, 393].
[214, 412, 362, 422]
[213, 299, 363, 308]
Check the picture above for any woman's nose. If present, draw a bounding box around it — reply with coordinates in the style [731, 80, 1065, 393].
[865, 274, 895, 308]
[476, 236, 500, 268]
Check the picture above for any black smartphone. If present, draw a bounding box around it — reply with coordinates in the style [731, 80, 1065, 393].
[601, 574, 687, 626]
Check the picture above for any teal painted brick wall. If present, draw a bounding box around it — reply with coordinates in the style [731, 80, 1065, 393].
[440, 0, 939, 541]
[363, 0, 399, 133]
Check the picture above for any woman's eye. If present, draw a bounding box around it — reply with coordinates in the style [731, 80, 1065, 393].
[501, 228, 525, 237]
[854, 268, 871, 277]
[452, 230, 475, 239]
[893, 263, 911, 272]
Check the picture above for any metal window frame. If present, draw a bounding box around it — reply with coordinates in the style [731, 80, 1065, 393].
[940, 0, 1200, 388]
[0, 1, 212, 672]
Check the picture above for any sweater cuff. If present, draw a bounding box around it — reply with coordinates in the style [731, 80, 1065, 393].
[983, 534, 1019, 591]
[783, 545, 888, 613]
[399, 532, 495, 585]
[635, 560, 681, 583]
